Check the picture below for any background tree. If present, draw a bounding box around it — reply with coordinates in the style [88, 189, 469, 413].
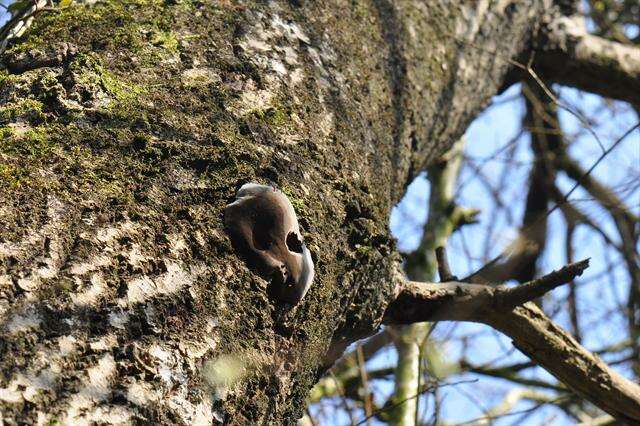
[0, 0, 638, 424]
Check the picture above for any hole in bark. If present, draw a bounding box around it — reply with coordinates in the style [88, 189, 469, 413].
[286, 232, 303, 254]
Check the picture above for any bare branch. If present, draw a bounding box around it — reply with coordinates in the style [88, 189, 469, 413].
[0, 0, 48, 54]
[535, 16, 640, 107]
[486, 305, 640, 423]
[496, 259, 589, 309]
[435, 246, 457, 282]
[386, 260, 589, 323]
[355, 344, 373, 423]
[384, 261, 640, 422]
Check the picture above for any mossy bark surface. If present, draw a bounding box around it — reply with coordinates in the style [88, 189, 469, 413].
[0, 1, 547, 423]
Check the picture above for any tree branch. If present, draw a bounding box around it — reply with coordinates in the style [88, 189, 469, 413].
[386, 260, 589, 322]
[535, 16, 640, 107]
[497, 259, 589, 309]
[383, 260, 640, 422]
[435, 246, 457, 282]
[459, 360, 567, 391]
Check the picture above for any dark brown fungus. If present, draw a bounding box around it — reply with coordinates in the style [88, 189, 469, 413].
[223, 183, 314, 304]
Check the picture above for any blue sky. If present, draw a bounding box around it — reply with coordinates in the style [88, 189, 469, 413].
[0, 2, 10, 26]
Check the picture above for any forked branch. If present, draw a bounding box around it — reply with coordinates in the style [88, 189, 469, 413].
[383, 258, 640, 422]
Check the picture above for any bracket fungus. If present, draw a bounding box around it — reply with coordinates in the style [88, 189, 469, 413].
[224, 183, 315, 304]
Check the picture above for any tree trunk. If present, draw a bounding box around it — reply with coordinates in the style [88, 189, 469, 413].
[0, 0, 548, 423]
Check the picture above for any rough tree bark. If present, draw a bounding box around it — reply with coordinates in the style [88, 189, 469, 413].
[0, 0, 637, 424]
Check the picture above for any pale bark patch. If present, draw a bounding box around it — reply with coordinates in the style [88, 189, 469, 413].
[1, 196, 68, 295]
[64, 354, 116, 422]
[5, 306, 41, 335]
[71, 272, 107, 306]
[123, 261, 195, 305]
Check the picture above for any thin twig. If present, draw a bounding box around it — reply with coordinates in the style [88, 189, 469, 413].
[436, 246, 457, 282]
[355, 344, 373, 425]
[495, 259, 590, 310]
